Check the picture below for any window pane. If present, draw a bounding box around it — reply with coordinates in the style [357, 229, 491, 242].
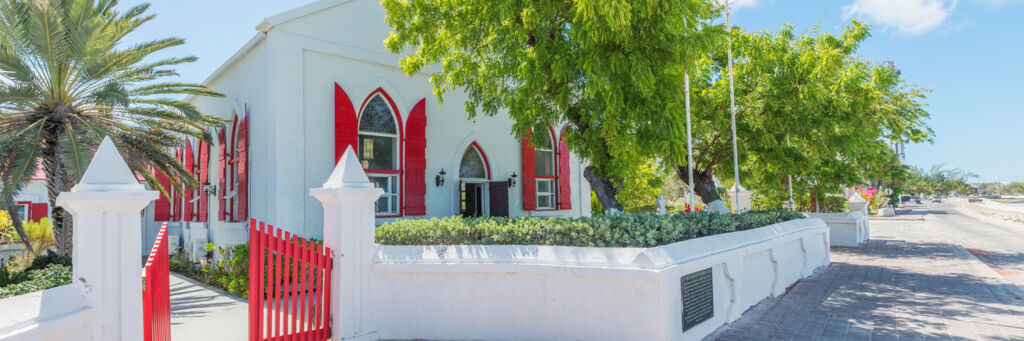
[537, 179, 553, 193]
[359, 96, 397, 134]
[538, 195, 551, 209]
[359, 134, 396, 169]
[533, 128, 552, 150]
[370, 176, 389, 213]
[535, 150, 554, 176]
[460, 147, 487, 179]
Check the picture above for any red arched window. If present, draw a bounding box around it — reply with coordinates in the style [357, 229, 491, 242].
[357, 89, 403, 217]
[217, 107, 249, 222]
[522, 126, 560, 211]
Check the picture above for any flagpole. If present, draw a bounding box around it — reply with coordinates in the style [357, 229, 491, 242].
[787, 133, 795, 210]
[727, 1, 741, 213]
[685, 73, 695, 211]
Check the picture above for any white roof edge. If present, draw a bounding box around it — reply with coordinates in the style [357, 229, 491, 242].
[257, 0, 353, 33]
[185, 33, 265, 103]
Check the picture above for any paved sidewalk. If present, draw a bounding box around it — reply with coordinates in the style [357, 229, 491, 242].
[170, 273, 247, 341]
[707, 240, 1024, 340]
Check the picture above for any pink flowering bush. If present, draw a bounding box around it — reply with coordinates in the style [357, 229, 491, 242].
[853, 186, 882, 214]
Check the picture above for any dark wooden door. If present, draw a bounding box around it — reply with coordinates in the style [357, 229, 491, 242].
[489, 181, 509, 217]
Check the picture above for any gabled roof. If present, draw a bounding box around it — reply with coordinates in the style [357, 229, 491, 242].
[255, 0, 353, 33]
[188, 0, 355, 101]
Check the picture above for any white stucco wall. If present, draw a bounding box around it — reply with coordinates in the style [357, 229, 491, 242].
[184, 0, 591, 249]
[371, 218, 830, 340]
[805, 212, 870, 247]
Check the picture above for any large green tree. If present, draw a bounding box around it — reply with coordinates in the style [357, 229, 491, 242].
[666, 22, 932, 209]
[0, 0, 223, 255]
[382, 0, 722, 211]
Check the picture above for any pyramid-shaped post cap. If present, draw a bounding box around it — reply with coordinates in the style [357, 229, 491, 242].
[322, 146, 372, 189]
[71, 137, 145, 192]
[847, 193, 867, 203]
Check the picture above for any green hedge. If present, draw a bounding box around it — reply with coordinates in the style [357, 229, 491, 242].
[376, 209, 804, 248]
[0, 264, 72, 299]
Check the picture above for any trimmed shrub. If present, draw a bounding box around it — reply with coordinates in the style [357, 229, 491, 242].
[376, 209, 804, 247]
[0, 263, 72, 299]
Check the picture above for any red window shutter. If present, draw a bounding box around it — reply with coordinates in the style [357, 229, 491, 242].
[334, 83, 359, 163]
[28, 203, 47, 222]
[228, 115, 238, 220]
[403, 99, 427, 216]
[217, 128, 227, 221]
[183, 139, 194, 221]
[154, 169, 171, 221]
[172, 148, 182, 221]
[234, 110, 249, 222]
[557, 131, 572, 210]
[521, 132, 536, 211]
[198, 139, 210, 222]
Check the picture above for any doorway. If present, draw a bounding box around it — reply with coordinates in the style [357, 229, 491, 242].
[460, 182, 485, 217]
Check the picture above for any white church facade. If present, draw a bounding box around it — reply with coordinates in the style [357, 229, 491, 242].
[147, 0, 592, 252]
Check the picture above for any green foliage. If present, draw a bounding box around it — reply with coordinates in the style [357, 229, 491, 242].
[0, 266, 29, 287]
[170, 244, 248, 298]
[664, 22, 932, 207]
[0, 264, 71, 299]
[377, 209, 804, 248]
[0, 0, 225, 255]
[25, 250, 71, 272]
[382, 0, 723, 208]
[903, 165, 977, 196]
[22, 218, 54, 256]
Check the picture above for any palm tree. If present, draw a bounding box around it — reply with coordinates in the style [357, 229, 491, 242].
[0, 0, 224, 255]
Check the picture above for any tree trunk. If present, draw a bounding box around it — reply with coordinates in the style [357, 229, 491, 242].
[584, 166, 623, 213]
[6, 203, 34, 255]
[43, 136, 74, 256]
[676, 166, 723, 205]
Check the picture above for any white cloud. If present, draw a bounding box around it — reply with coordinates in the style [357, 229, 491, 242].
[842, 0, 957, 35]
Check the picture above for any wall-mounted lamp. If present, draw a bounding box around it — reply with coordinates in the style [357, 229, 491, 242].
[507, 172, 518, 188]
[202, 181, 217, 197]
[435, 169, 447, 187]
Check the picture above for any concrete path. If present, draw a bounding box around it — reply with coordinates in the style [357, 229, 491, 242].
[707, 205, 1024, 340]
[170, 273, 247, 341]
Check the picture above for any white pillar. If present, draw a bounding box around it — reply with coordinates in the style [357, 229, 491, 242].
[56, 137, 158, 341]
[310, 147, 383, 341]
[846, 193, 869, 216]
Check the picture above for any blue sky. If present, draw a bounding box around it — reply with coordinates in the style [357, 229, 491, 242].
[120, 0, 1023, 182]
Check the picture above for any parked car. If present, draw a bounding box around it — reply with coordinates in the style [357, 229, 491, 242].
[931, 196, 942, 203]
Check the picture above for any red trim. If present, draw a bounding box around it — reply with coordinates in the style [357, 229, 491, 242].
[557, 123, 572, 210]
[28, 203, 47, 222]
[357, 88, 405, 217]
[521, 131, 536, 211]
[154, 170, 171, 221]
[197, 137, 210, 222]
[365, 169, 401, 174]
[334, 83, 358, 164]
[217, 128, 227, 221]
[172, 148, 182, 221]
[183, 139, 194, 221]
[465, 142, 492, 180]
[228, 115, 238, 220]
[404, 98, 427, 216]
[235, 108, 249, 222]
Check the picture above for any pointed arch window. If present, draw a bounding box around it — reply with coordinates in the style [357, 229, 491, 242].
[460, 144, 489, 180]
[358, 92, 402, 216]
[533, 128, 557, 209]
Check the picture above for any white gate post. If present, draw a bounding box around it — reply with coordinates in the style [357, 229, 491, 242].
[56, 137, 158, 340]
[311, 147, 384, 341]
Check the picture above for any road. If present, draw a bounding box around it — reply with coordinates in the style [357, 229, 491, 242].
[873, 202, 1024, 288]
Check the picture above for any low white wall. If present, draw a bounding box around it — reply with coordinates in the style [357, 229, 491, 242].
[0, 284, 94, 340]
[371, 217, 830, 341]
[806, 212, 869, 247]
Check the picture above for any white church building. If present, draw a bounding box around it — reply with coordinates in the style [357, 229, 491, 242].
[148, 0, 592, 253]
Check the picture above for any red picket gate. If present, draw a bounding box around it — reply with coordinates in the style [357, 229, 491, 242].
[143, 222, 171, 341]
[249, 218, 333, 341]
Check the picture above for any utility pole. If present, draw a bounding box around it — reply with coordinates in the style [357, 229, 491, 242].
[727, 1, 741, 213]
[685, 73, 695, 211]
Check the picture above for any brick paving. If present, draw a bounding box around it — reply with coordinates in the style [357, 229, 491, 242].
[706, 240, 1024, 340]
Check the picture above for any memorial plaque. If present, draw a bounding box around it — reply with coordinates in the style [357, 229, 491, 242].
[681, 267, 714, 332]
